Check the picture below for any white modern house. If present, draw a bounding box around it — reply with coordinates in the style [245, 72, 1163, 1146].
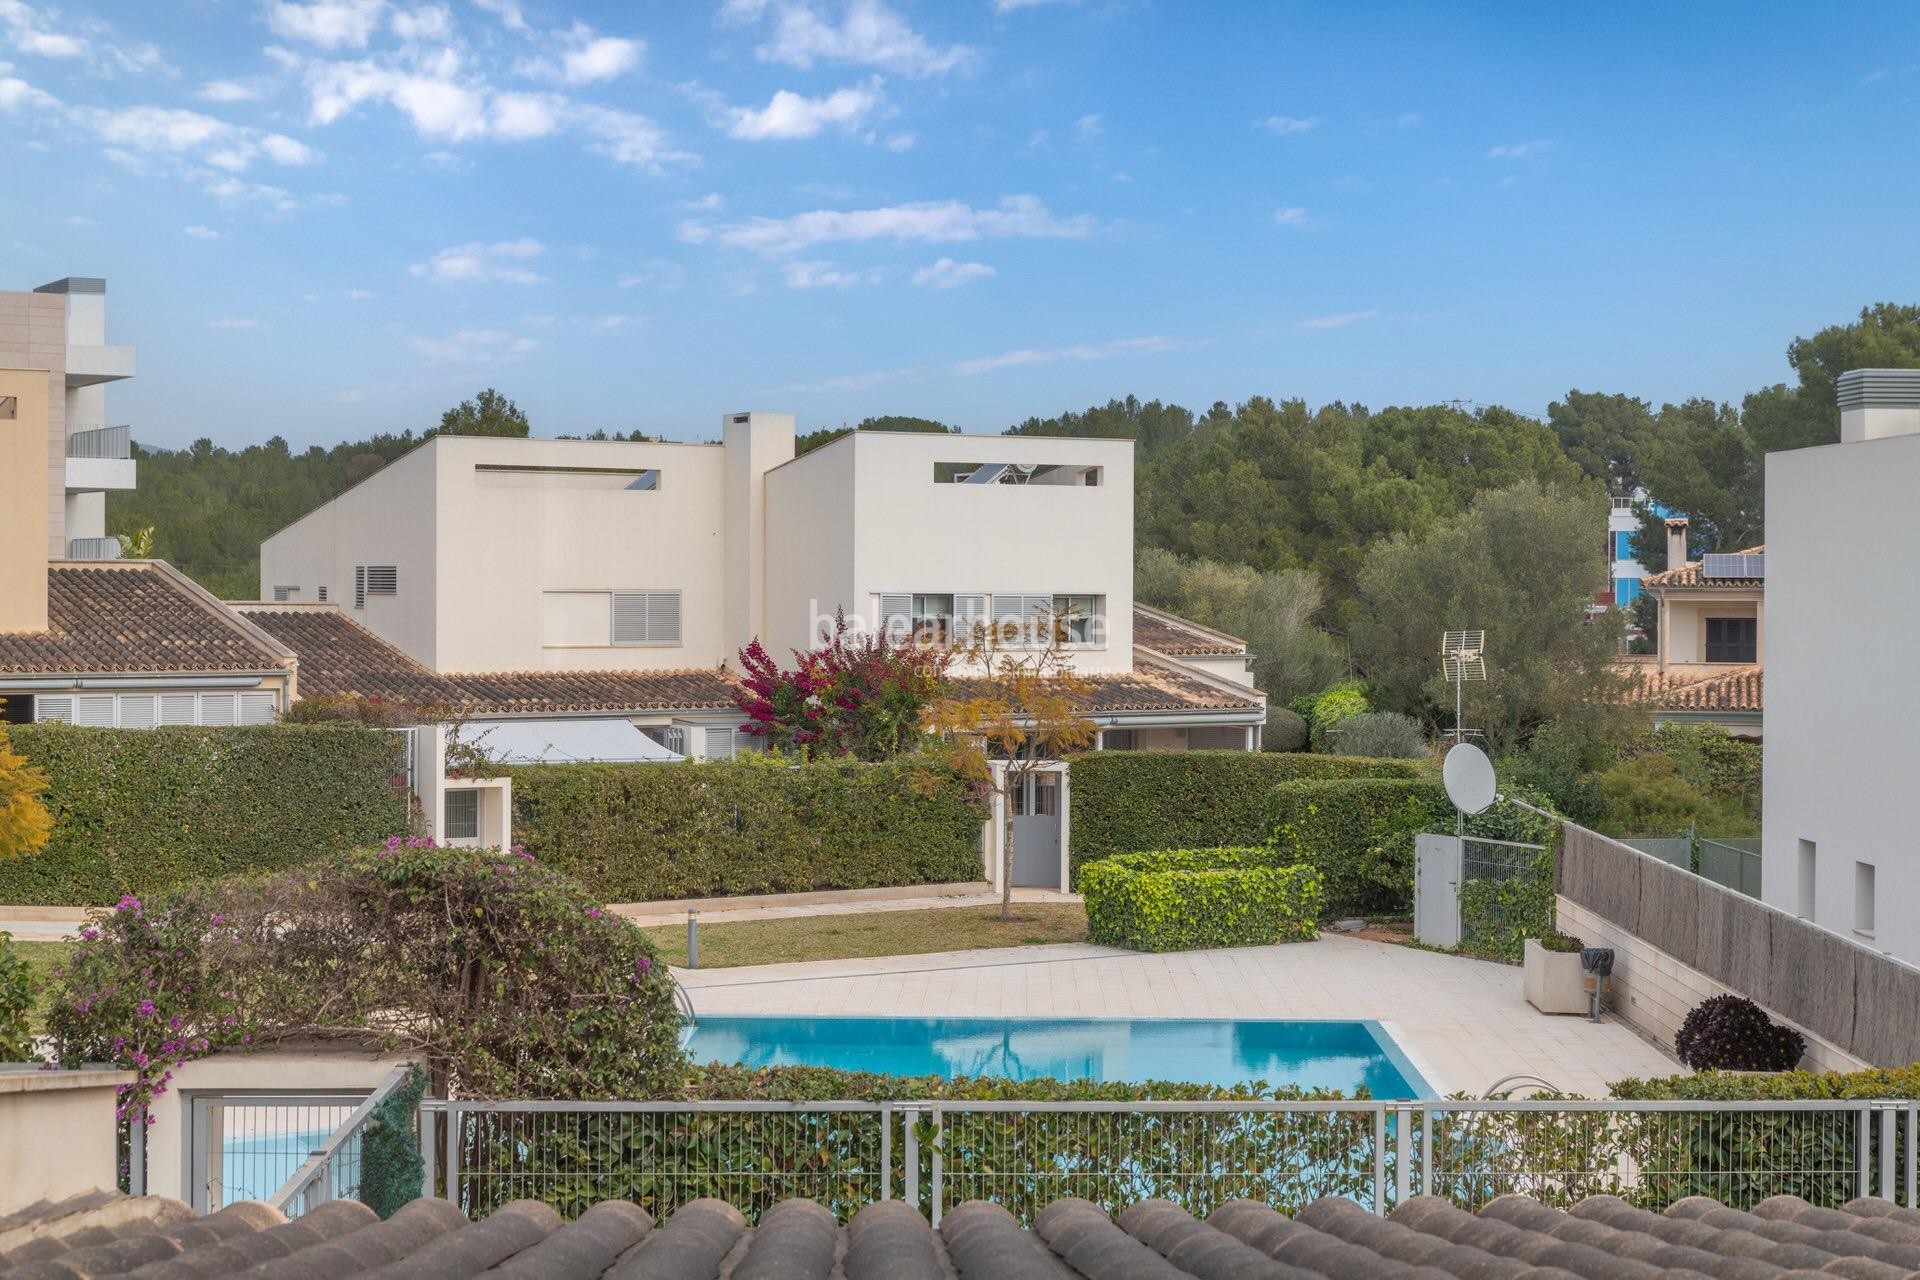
[1763, 368, 1920, 965]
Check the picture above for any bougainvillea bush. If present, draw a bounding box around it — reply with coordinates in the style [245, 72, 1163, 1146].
[735, 611, 950, 760]
[46, 840, 687, 1126]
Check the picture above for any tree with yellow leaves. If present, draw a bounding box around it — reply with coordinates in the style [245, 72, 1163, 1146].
[0, 719, 51, 860]
[929, 604, 1097, 920]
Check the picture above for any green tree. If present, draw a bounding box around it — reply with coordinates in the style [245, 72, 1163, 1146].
[795, 415, 957, 456]
[435, 388, 530, 438]
[1349, 481, 1625, 749]
[1745, 302, 1920, 454]
[1546, 389, 1657, 493]
[1134, 547, 1345, 705]
[1631, 398, 1763, 561]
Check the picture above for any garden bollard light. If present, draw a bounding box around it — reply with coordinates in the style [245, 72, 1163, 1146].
[688, 908, 699, 969]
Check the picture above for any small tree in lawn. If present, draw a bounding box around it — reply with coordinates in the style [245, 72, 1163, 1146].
[0, 720, 51, 860]
[930, 606, 1096, 919]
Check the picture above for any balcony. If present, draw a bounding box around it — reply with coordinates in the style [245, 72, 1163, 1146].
[66, 536, 123, 561]
[64, 344, 136, 388]
[67, 424, 130, 459]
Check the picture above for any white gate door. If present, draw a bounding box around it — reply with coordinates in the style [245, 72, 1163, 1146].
[1413, 833, 1463, 949]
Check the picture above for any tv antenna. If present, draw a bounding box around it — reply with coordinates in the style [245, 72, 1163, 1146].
[1439, 630, 1486, 745]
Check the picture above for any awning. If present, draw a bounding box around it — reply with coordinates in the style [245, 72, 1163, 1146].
[463, 717, 683, 764]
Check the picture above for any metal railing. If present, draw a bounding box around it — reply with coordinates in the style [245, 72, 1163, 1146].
[266, 1067, 415, 1217]
[66, 424, 131, 459]
[424, 1097, 1920, 1226]
[1698, 835, 1762, 897]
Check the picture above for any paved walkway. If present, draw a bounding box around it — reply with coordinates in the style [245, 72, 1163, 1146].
[613, 887, 1080, 928]
[678, 933, 1681, 1098]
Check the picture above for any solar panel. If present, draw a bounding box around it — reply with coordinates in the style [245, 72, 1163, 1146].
[1701, 553, 1764, 580]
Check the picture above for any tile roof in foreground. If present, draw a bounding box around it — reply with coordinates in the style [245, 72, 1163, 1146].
[1132, 604, 1249, 657]
[0, 563, 292, 677]
[1641, 545, 1766, 590]
[234, 604, 466, 706]
[1618, 660, 1764, 713]
[9, 1189, 1920, 1278]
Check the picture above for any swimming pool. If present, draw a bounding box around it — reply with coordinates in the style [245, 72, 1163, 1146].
[686, 1016, 1432, 1098]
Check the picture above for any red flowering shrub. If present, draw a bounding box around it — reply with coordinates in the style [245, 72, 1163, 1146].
[736, 612, 950, 760]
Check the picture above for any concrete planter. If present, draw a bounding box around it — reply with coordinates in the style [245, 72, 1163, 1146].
[1523, 938, 1589, 1015]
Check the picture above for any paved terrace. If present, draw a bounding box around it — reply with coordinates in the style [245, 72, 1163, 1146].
[678, 934, 1680, 1097]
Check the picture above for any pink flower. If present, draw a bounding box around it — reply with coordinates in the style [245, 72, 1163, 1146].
[136, 999, 156, 1017]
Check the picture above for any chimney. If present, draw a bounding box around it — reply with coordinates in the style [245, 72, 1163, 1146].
[1836, 368, 1920, 443]
[721, 412, 796, 662]
[1665, 518, 1689, 571]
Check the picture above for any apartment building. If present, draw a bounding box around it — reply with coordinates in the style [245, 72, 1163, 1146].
[1764, 368, 1920, 964]
[257, 414, 1265, 760]
[0, 278, 138, 561]
[1614, 515, 1764, 739]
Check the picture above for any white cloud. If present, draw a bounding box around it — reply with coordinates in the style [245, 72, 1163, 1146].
[346, 287, 377, 298]
[389, 4, 450, 41]
[559, 28, 643, 84]
[0, 0, 87, 57]
[717, 80, 882, 140]
[304, 56, 491, 139]
[183, 224, 220, 238]
[692, 194, 1095, 256]
[617, 258, 687, 288]
[410, 236, 547, 283]
[0, 4, 169, 73]
[420, 148, 468, 170]
[64, 213, 94, 227]
[1075, 112, 1101, 139]
[911, 257, 992, 288]
[679, 192, 724, 211]
[70, 103, 322, 172]
[267, 0, 388, 50]
[994, 0, 1078, 10]
[197, 79, 259, 103]
[782, 259, 881, 288]
[260, 132, 321, 164]
[1258, 114, 1321, 135]
[883, 130, 914, 151]
[1487, 139, 1554, 159]
[203, 176, 298, 212]
[1298, 309, 1376, 330]
[0, 73, 61, 113]
[1272, 205, 1309, 227]
[950, 334, 1190, 376]
[488, 90, 563, 139]
[470, 0, 527, 31]
[720, 0, 975, 78]
[583, 313, 633, 332]
[208, 317, 262, 329]
[411, 327, 538, 361]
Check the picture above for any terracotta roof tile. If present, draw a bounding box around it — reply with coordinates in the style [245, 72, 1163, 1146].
[0, 563, 290, 677]
[1642, 545, 1765, 590]
[452, 668, 740, 715]
[950, 657, 1263, 714]
[1131, 605, 1248, 657]
[237, 604, 467, 706]
[1617, 661, 1764, 712]
[11, 1190, 1920, 1277]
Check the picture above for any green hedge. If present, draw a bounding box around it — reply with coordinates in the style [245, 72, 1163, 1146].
[0, 725, 408, 905]
[1068, 751, 1427, 873]
[1457, 845, 1556, 963]
[1267, 778, 1451, 918]
[508, 757, 985, 902]
[1081, 846, 1322, 952]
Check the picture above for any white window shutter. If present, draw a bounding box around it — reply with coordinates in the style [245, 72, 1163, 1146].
[612, 590, 683, 644]
[199, 693, 238, 726]
[72, 694, 114, 727]
[991, 592, 1050, 643]
[158, 693, 197, 725]
[954, 593, 987, 642]
[239, 692, 278, 724]
[35, 695, 73, 723]
[118, 695, 157, 728]
[366, 566, 398, 595]
[648, 591, 681, 643]
[355, 566, 366, 609]
[878, 593, 912, 640]
[706, 726, 736, 761]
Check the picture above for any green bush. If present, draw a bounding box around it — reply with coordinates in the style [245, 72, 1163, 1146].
[0, 725, 409, 905]
[1081, 847, 1322, 952]
[1263, 707, 1309, 752]
[0, 932, 32, 1062]
[508, 756, 985, 902]
[1268, 778, 1451, 917]
[360, 1064, 428, 1218]
[1457, 846, 1557, 963]
[1309, 680, 1370, 752]
[1068, 751, 1425, 873]
[1324, 711, 1428, 759]
[1596, 753, 1756, 837]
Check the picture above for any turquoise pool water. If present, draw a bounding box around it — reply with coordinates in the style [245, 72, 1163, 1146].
[686, 1016, 1431, 1098]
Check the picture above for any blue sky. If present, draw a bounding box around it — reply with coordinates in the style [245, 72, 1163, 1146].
[4, 0, 1919, 449]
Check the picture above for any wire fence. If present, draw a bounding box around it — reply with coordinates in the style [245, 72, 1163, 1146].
[1698, 836, 1763, 898]
[400, 1098, 1920, 1227]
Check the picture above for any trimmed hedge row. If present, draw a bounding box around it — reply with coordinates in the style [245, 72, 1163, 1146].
[1081, 846, 1322, 952]
[1267, 778, 1452, 918]
[1068, 751, 1427, 872]
[508, 757, 986, 902]
[0, 725, 408, 905]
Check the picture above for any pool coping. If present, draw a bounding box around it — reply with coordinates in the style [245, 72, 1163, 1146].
[690, 1012, 1441, 1100]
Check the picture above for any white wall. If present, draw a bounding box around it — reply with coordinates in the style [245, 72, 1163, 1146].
[1763, 432, 1920, 964]
[764, 433, 859, 654]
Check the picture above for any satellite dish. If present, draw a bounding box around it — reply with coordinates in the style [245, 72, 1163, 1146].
[1443, 742, 1497, 816]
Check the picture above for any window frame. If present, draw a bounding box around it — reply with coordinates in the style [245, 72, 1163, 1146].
[1704, 615, 1757, 664]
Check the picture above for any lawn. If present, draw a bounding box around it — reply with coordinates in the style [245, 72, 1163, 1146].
[8, 939, 75, 1035]
[641, 903, 1088, 968]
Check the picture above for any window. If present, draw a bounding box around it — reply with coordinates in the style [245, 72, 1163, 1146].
[0, 694, 30, 724]
[911, 593, 954, 643]
[117, 695, 156, 728]
[272, 585, 299, 602]
[199, 693, 238, 726]
[239, 692, 278, 724]
[1855, 862, 1876, 936]
[158, 693, 197, 725]
[444, 789, 479, 841]
[1052, 594, 1103, 645]
[611, 590, 683, 645]
[935, 462, 1102, 485]
[1612, 530, 1633, 561]
[1031, 773, 1058, 816]
[991, 592, 1052, 645]
[704, 726, 764, 761]
[1798, 839, 1817, 918]
[1189, 726, 1247, 750]
[640, 725, 688, 755]
[365, 566, 398, 596]
[1615, 577, 1640, 606]
[0, 395, 15, 419]
[1705, 616, 1757, 663]
[1101, 728, 1137, 751]
[354, 566, 366, 609]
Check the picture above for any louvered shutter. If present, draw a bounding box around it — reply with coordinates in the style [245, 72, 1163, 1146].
[354, 566, 366, 609]
[366, 566, 398, 595]
[647, 591, 681, 643]
[991, 593, 1051, 644]
[118, 695, 157, 728]
[239, 692, 278, 724]
[199, 693, 238, 726]
[878, 593, 912, 641]
[705, 726, 736, 761]
[73, 694, 115, 727]
[158, 693, 197, 725]
[272, 586, 297, 602]
[954, 594, 987, 643]
[317, 585, 329, 603]
[612, 591, 683, 644]
[35, 695, 73, 723]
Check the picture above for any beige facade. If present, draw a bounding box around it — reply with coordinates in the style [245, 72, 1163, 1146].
[0, 1068, 133, 1212]
[0, 368, 50, 632]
